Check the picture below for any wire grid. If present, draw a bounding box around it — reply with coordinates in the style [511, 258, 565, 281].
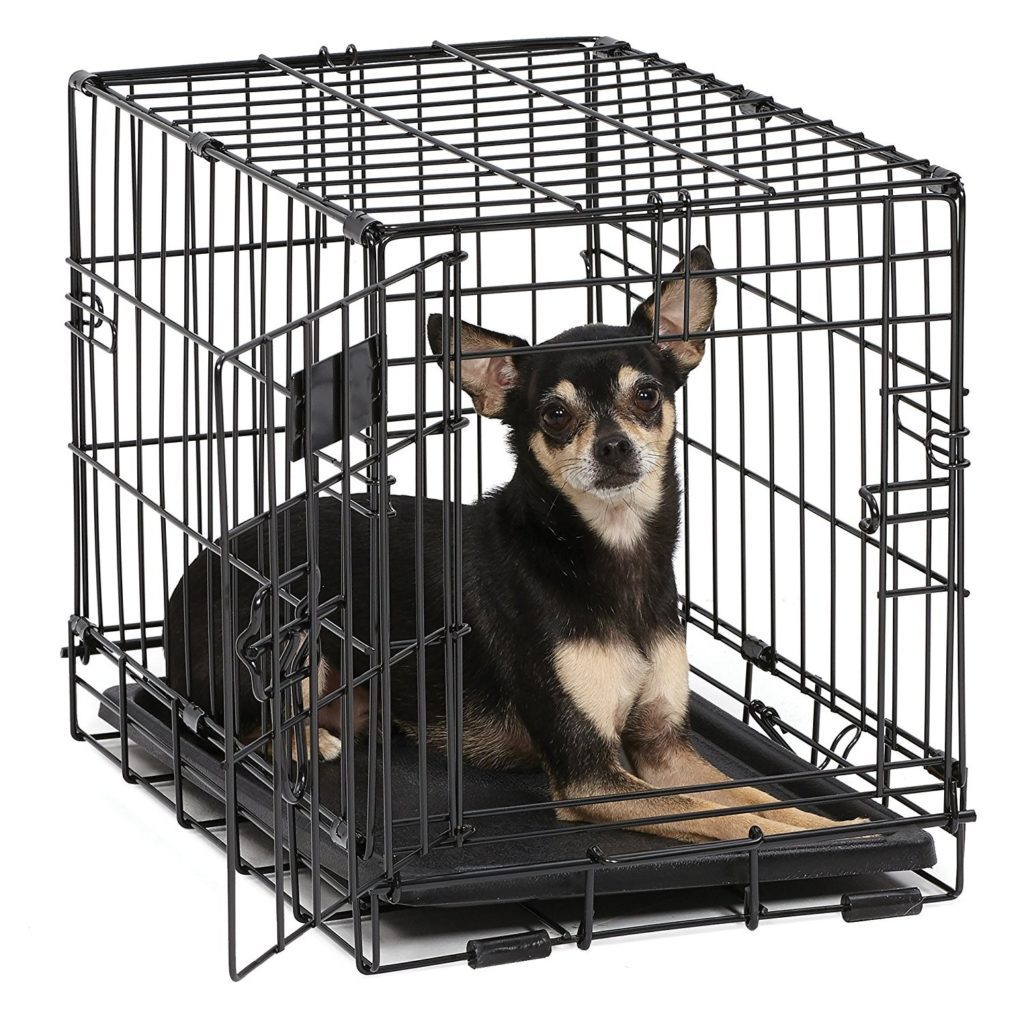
[93, 37, 947, 233]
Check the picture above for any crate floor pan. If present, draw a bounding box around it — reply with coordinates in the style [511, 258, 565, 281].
[98, 682, 936, 908]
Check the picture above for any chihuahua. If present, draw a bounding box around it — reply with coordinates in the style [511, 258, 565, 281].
[166, 246, 858, 841]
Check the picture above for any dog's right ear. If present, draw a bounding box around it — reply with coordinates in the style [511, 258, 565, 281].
[427, 315, 528, 418]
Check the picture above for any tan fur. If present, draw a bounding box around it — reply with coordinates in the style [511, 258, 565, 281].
[634, 632, 690, 722]
[528, 380, 597, 490]
[552, 765, 825, 841]
[553, 639, 649, 739]
[616, 364, 644, 390]
[550, 378, 585, 411]
[650, 266, 716, 338]
[626, 741, 856, 832]
[288, 635, 369, 762]
[552, 632, 688, 740]
[562, 472, 664, 550]
[613, 366, 678, 448]
[440, 322, 519, 417]
[615, 410, 676, 479]
[637, 257, 716, 371]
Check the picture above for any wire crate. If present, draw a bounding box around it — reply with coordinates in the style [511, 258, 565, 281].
[65, 35, 971, 976]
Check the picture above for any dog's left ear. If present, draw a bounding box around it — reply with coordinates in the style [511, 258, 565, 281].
[631, 245, 717, 377]
[427, 315, 528, 418]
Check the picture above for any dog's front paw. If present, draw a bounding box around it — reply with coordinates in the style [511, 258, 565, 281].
[831, 816, 871, 829]
[318, 729, 343, 761]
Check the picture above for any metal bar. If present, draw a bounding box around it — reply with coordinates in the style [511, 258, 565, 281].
[73, 73, 380, 240]
[258, 53, 582, 212]
[433, 40, 777, 195]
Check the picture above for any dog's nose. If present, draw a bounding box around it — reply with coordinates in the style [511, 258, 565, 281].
[595, 432, 634, 463]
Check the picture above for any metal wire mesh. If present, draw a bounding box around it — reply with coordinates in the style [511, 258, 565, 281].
[65, 36, 970, 976]
[93, 38, 949, 232]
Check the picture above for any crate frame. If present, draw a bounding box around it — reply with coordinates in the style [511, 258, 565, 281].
[65, 36, 971, 976]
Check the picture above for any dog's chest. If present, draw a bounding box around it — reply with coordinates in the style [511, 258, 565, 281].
[552, 634, 689, 739]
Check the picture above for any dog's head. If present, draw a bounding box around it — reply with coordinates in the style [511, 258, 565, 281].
[428, 246, 715, 540]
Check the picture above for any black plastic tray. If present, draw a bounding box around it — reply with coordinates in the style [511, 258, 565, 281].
[99, 682, 935, 906]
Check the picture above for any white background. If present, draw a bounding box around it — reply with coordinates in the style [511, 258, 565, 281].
[2, 1, 1020, 1006]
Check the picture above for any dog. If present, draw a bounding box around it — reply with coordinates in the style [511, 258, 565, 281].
[166, 246, 860, 842]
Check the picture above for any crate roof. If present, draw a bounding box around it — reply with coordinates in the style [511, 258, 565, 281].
[81, 36, 957, 242]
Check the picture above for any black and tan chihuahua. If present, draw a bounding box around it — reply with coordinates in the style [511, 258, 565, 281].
[166, 247, 860, 841]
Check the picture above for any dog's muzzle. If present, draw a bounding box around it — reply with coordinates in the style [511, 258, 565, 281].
[592, 431, 640, 489]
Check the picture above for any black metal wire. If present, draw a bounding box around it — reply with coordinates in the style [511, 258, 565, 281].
[65, 35, 970, 977]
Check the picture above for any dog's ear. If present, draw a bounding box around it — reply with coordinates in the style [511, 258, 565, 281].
[631, 245, 717, 376]
[427, 315, 528, 418]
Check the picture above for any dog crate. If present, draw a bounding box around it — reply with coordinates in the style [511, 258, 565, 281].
[64, 36, 971, 976]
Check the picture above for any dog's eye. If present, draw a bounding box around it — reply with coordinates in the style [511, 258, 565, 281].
[540, 401, 573, 435]
[634, 385, 661, 411]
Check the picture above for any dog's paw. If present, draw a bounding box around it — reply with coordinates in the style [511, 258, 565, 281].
[824, 815, 874, 833]
[318, 729, 343, 762]
[843, 816, 880, 833]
